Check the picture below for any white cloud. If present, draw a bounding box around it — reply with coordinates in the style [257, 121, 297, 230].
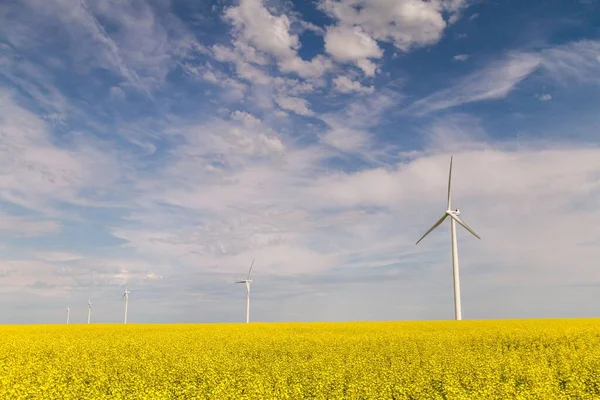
[319, 0, 471, 52]
[231, 110, 262, 126]
[324, 25, 383, 61]
[222, 0, 333, 79]
[160, 111, 287, 181]
[204, 70, 248, 102]
[278, 54, 333, 80]
[231, 40, 271, 66]
[323, 24, 383, 76]
[272, 77, 316, 96]
[224, 0, 300, 60]
[202, 70, 219, 84]
[297, 19, 326, 36]
[453, 54, 470, 61]
[356, 59, 378, 77]
[538, 93, 552, 101]
[212, 44, 273, 85]
[332, 76, 375, 94]
[234, 60, 274, 84]
[275, 95, 314, 116]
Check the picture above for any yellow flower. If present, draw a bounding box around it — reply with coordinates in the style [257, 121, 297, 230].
[1, 320, 599, 399]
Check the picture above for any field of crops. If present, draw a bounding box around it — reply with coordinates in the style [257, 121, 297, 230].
[1, 319, 600, 399]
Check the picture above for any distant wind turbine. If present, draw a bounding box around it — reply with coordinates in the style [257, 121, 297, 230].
[415, 156, 481, 321]
[234, 258, 255, 323]
[122, 288, 131, 324]
[66, 307, 70, 324]
[87, 300, 92, 324]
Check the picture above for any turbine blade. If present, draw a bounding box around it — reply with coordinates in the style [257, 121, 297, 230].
[247, 258, 255, 280]
[234, 281, 246, 284]
[447, 156, 453, 210]
[449, 214, 481, 239]
[416, 214, 448, 245]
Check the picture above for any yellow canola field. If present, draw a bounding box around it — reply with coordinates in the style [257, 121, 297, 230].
[1, 319, 600, 399]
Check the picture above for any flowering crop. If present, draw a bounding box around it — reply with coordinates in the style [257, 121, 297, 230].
[1, 319, 599, 399]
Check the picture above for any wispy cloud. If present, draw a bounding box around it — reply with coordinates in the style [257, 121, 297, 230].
[540, 40, 600, 85]
[0, 211, 60, 237]
[0, 90, 125, 214]
[408, 53, 542, 115]
[409, 40, 600, 115]
[3, 0, 198, 92]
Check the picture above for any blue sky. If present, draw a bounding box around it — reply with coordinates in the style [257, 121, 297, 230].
[1, 0, 600, 324]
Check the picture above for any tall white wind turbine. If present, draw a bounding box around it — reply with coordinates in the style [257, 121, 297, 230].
[234, 258, 255, 323]
[122, 288, 131, 324]
[87, 300, 92, 324]
[415, 156, 481, 321]
[66, 307, 70, 324]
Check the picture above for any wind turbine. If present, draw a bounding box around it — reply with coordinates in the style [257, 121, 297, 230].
[87, 300, 92, 324]
[415, 156, 481, 321]
[66, 307, 70, 324]
[122, 288, 131, 324]
[234, 258, 255, 323]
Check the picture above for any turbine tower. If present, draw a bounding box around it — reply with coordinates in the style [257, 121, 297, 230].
[415, 156, 481, 320]
[234, 258, 255, 323]
[87, 300, 92, 324]
[66, 307, 70, 324]
[122, 288, 131, 324]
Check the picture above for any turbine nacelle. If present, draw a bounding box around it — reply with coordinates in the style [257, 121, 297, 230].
[416, 158, 480, 246]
